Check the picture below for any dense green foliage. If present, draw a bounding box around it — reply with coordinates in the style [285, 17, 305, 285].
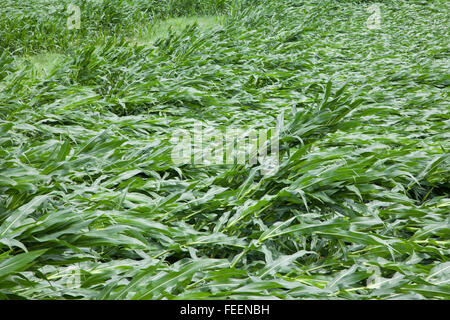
[0, 0, 449, 299]
[0, 0, 230, 54]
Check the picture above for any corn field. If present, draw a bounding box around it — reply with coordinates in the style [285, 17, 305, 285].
[0, 0, 449, 300]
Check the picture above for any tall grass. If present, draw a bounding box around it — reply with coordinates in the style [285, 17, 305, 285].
[0, 0, 231, 55]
